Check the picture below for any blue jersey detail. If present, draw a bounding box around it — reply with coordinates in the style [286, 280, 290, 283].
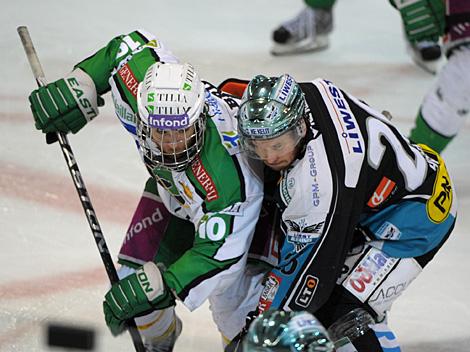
[269, 240, 316, 309]
[359, 200, 455, 258]
[222, 133, 239, 147]
[373, 325, 401, 352]
[381, 347, 401, 352]
[122, 120, 137, 135]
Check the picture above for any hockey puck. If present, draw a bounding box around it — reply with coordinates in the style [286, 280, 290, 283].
[46, 322, 95, 350]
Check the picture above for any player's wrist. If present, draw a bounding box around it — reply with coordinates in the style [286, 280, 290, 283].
[63, 69, 100, 123]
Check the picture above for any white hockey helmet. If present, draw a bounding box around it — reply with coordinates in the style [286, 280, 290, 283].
[137, 62, 207, 171]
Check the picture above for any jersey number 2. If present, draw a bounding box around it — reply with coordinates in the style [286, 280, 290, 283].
[366, 117, 427, 192]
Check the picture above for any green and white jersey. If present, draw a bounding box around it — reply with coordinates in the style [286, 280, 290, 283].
[75, 29, 264, 311]
[153, 106, 264, 310]
[76, 29, 178, 137]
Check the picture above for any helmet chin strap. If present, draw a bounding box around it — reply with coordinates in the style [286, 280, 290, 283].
[294, 118, 309, 160]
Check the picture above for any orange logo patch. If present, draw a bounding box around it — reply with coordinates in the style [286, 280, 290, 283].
[368, 176, 396, 208]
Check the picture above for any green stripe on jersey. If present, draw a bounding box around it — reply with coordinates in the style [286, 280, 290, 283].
[163, 213, 239, 296]
[75, 30, 158, 95]
[114, 49, 157, 112]
[153, 169, 188, 206]
[75, 36, 122, 94]
[187, 118, 244, 212]
[163, 252, 241, 297]
[143, 176, 159, 195]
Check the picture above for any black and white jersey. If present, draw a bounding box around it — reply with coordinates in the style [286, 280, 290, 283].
[258, 78, 457, 314]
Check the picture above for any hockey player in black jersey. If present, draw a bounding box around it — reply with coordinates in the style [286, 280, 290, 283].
[235, 73, 457, 351]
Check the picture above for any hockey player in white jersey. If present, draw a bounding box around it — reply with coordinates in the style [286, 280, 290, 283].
[235, 73, 457, 351]
[410, 0, 470, 152]
[27, 30, 276, 351]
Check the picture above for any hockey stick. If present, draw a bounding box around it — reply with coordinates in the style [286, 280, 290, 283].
[17, 26, 146, 352]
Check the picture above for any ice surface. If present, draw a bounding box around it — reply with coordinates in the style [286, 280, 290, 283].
[1, 0, 469, 351]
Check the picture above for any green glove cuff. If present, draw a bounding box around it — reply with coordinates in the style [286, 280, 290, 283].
[134, 262, 176, 309]
[63, 70, 101, 124]
[136, 262, 166, 303]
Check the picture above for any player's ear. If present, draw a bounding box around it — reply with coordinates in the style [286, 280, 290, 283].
[299, 119, 307, 138]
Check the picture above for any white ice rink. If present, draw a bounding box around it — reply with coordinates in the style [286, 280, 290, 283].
[1, 0, 469, 351]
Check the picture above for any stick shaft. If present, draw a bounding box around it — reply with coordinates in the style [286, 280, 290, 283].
[17, 26, 145, 352]
[17, 26, 47, 87]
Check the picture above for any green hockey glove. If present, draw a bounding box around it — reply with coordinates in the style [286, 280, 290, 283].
[28, 69, 103, 134]
[391, 0, 445, 43]
[103, 303, 127, 336]
[103, 262, 174, 336]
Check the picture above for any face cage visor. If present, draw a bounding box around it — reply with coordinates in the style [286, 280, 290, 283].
[137, 113, 206, 172]
[240, 120, 305, 161]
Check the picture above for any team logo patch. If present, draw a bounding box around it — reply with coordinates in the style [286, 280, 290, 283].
[222, 131, 239, 149]
[295, 275, 319, 308]
[247, 127, 271, 136]
[377, 221, 401, 240]
[280, 177, 293, 205]
[118, 63, 139, 98]
[113, 99, 136, 125]
[343, 248, 398, 302]
[191, 157, 219, 201]
[205, 91, 222, 117]
[145, 39, 160, 48]
[320, 80, 363, 154]
[285, 219, 324, 253]
[369, 281, 408, 305]
[368, 258, 422, 312]
[368, 176, 396, 208]
[428, 170, 452, 223]
[419, 145, 453, 224]
[179, 181, 194, 202]
[259, 273, 281, 313]
[155, 173, 188, 208]
[287, 178, 295, 188]
[306, 145, 321, 207]
[276, 75, 294, 103]
[148, 113, 190, 130]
